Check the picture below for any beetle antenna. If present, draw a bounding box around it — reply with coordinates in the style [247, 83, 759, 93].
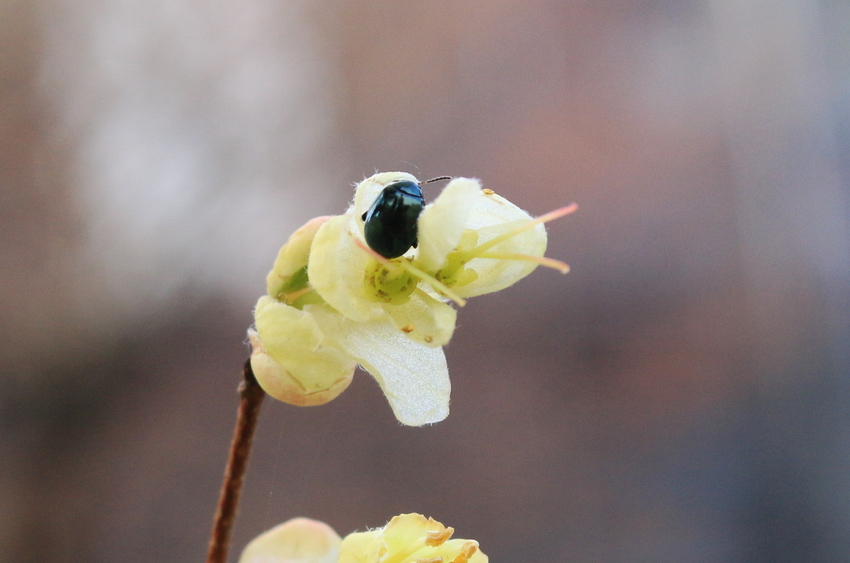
[421, 175, 452, 185]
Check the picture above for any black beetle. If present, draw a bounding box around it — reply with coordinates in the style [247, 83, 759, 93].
[361, 176, 452, 259]
[361, 180, 425, 259]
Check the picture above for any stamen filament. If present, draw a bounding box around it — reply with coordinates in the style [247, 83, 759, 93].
[449, 542, 480, 563]
[426, 527, 454, 546]
[404, 262, 467, 306]
[278, 286, 314, 303]
[354, 238, 405, 274]
[354, 238, 466, 306]
[466, 203, 578, 258]
[478, 252, 570, 273]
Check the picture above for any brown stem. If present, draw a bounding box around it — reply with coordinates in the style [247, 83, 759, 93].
[206, 359, 266, 563]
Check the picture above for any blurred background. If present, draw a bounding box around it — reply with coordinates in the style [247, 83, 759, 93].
[2, 0, 849, 561]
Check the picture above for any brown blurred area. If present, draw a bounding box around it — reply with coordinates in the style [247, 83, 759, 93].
[3, 0, 850, 561]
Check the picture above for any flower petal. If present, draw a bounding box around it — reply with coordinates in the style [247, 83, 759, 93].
[251, 297, 356, 406]
[417, 538, 488, 563]
[339, 514, 489, 563]
[385, 291, 456, 347]
[239, 517, 342, 563]
[336, 529, 384, 563]
[266, 216, 332, 299]
[415, 177, 481, 272]
[455, 190, 547, 298]
[308, 215, 385, 322]
[310, 306, 450, 426]
[352, 172, 420, 223]
[381, 513, 449, 553]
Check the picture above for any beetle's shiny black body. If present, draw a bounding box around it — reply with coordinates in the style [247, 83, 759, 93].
[362, 180, 425, 258]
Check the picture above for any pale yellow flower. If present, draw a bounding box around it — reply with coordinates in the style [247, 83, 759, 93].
[239, 514, 487, 563]
[250, 215, 449, 425]
[239, 517, 341, 563]
[249, 217, 357, 408]
[339, 513, 487, 563]
[250, 172, 574, 425]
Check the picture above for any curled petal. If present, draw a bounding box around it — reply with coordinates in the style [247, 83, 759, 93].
[415, 177, 481, 272]
[454, 191, 547, 298]
[352, 172, 420, 224]
[335, 530, 384, 563]
[266, 216, 332, 299]
[308, 215, 386, 322]
[239, 517, 342, 563]
[381, 514, 452, 553]
[339, 514, 488, 563]
[310, 306, 450, 426]
[385, 291, 457, 348]
[251, 297, 355, 406]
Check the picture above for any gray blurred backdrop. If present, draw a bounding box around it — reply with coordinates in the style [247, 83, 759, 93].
[3, 1, 850, 561]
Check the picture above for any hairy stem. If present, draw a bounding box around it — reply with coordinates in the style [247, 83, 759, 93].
[206, 359, 266, 563]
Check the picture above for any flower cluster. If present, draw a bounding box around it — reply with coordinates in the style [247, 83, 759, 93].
[239, 513, 487, 563]
[249, 172, 574, 425]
